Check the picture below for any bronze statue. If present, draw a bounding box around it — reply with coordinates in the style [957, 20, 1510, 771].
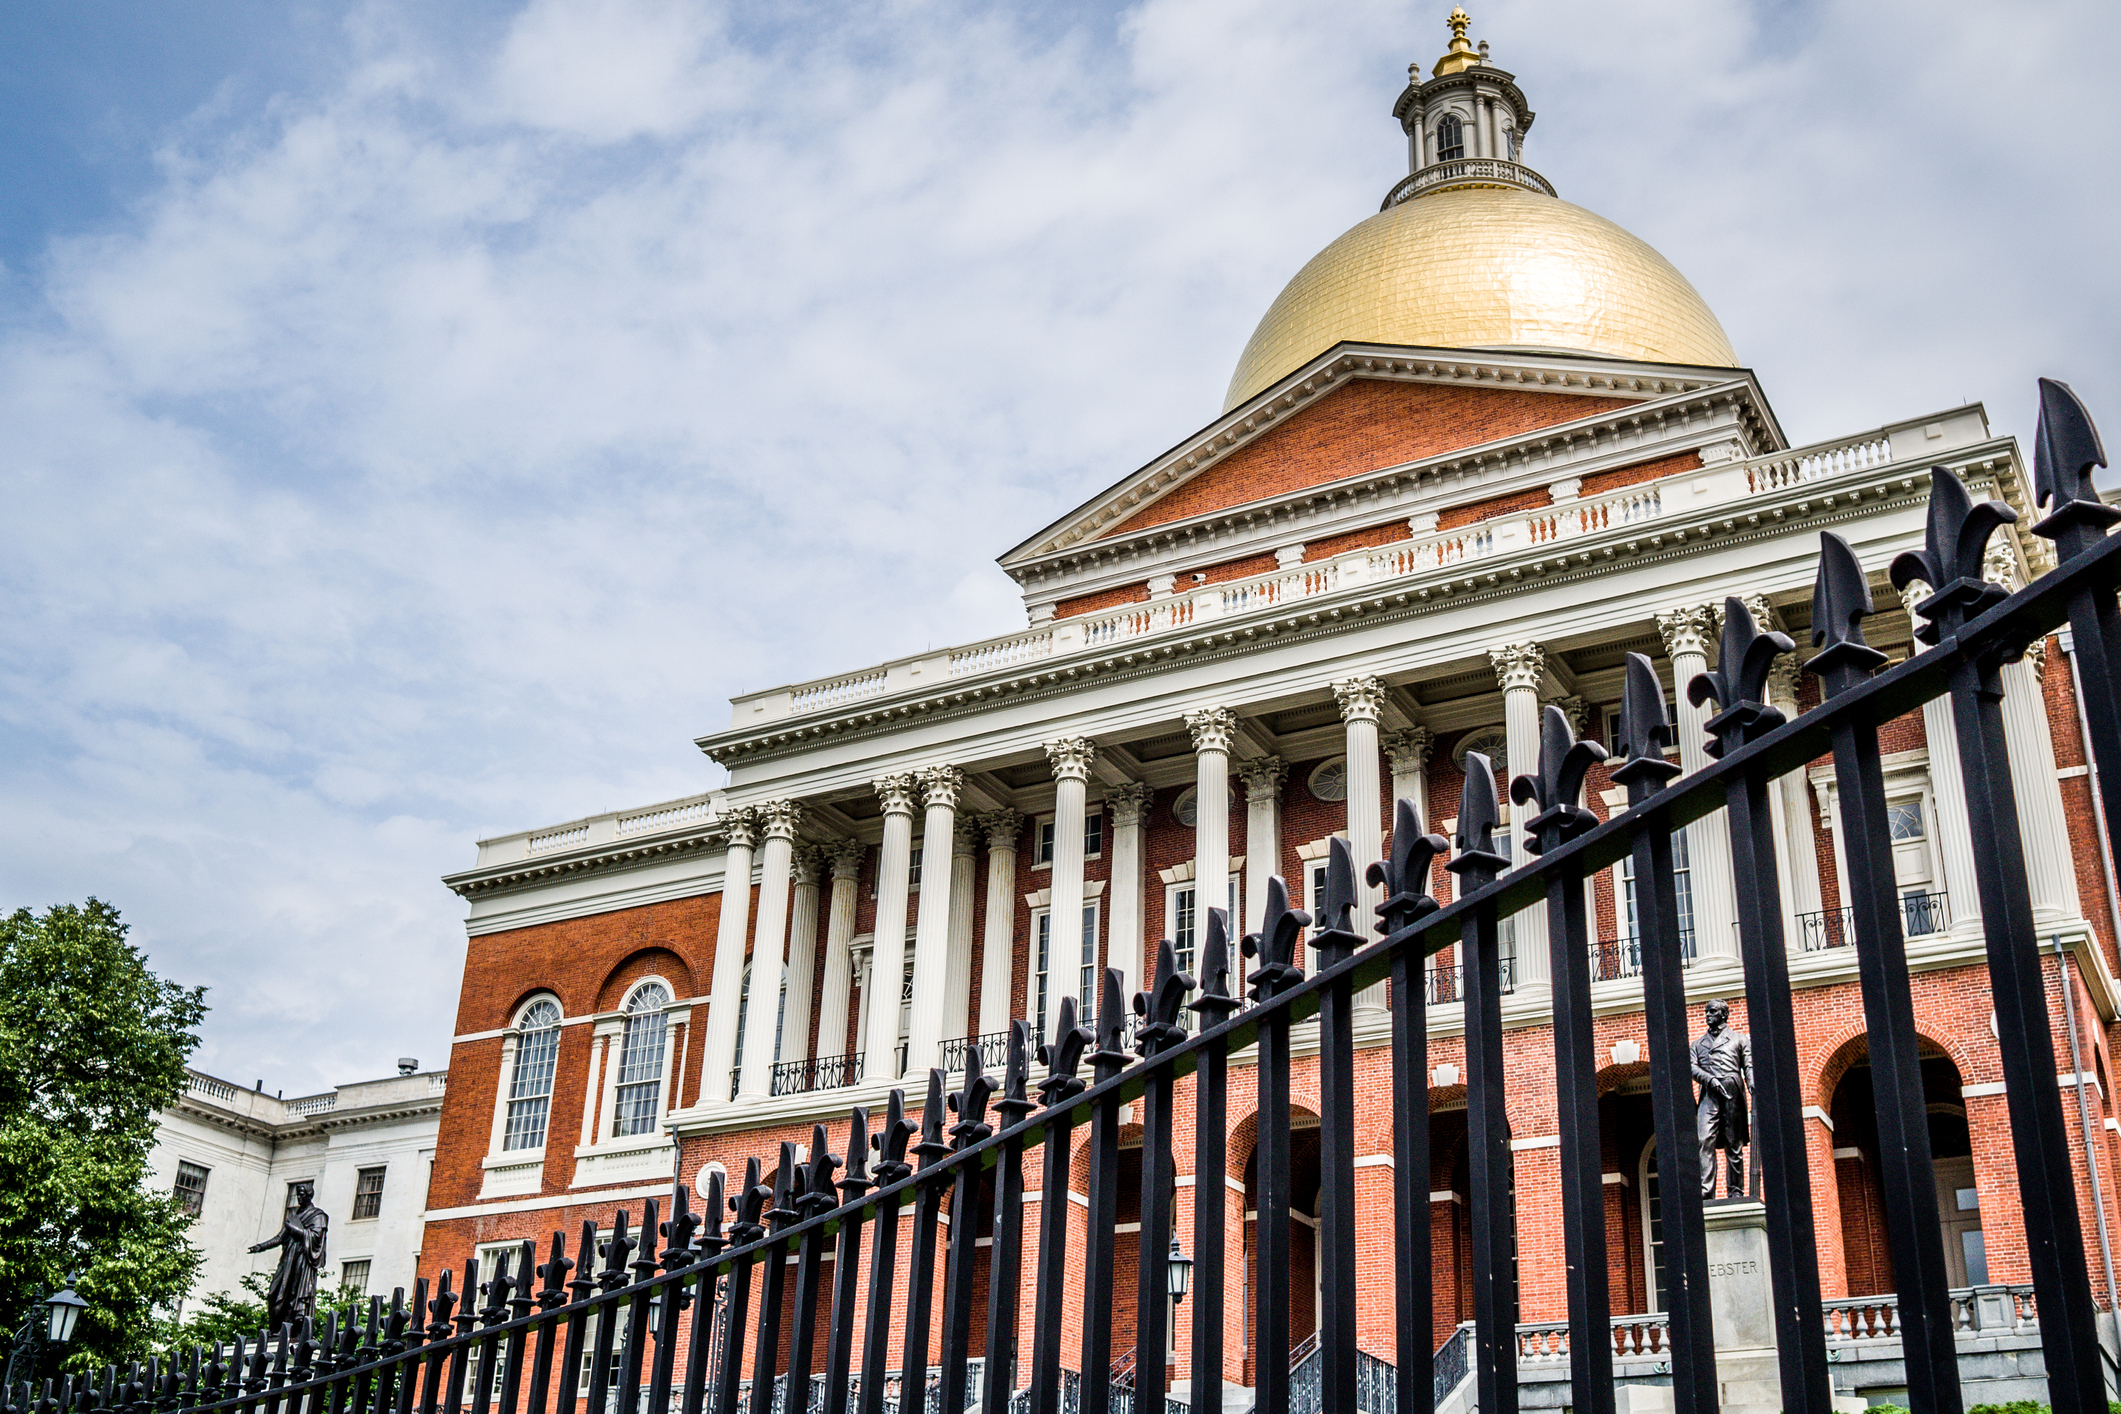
[1693, 999, 1754, 1199]
[249, 1182, 329, 1332]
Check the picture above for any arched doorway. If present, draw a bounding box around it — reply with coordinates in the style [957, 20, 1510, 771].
[1238, 1107, 1322, 1384]
[1826, 1043, 1979, 1294]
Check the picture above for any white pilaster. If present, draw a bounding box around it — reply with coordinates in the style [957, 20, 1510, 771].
[1187, 707, 1238, 972]
[1765, 652, 1825, 929]
[1108, 784, 1154, 1007]
[1490, 646, 1551, 991]
[1383, 727, 1434, 831]
[1044, 737, 1098, 1019]
[1901, 582, 1984, 934]
[816, 841, 863, 1063]
[1987, 550, 2081, 924]
[1236, 756, 1288, 941]
[1658, 607, 1740, 964]
[977, 811, 1023, 1036]
[736, 799, 802, 1099]
[1333, 676, 1390, 1008]
[942, 818, 980, 1045]
[574, 1033, 603, 1146]
[905, 765, 965, 1075]
[700, 808, 758, 1107]
[781, 843, 826, 1066]
[864, 776, 920, 1081]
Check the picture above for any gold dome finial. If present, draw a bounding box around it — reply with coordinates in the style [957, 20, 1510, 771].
[1434, 7, 1481, 77]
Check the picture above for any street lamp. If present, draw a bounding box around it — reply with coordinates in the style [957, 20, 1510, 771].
[42, 1282, 85, 1346]
[3, 1275, 86, 1395]
[1165, 1240, 1193, 1306]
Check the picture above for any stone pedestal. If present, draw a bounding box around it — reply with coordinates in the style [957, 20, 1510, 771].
[1702, 1199, 1864, 1413]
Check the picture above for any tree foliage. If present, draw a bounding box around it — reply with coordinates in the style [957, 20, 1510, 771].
[0, 900, 206, 1372]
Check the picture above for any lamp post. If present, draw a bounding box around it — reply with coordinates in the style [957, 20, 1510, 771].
[2, 1277, 86, 1396]
[1165, 1240, 1193, 1306]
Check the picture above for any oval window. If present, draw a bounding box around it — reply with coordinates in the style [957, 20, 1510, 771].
[1309, 758, 1348, 803]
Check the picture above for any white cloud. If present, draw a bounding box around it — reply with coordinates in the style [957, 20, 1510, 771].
[3, 0, 2118, 1091]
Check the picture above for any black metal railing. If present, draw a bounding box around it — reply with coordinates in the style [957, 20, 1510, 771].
[769, 1052, 864, 1097]
[1424, 955, 1516, 1005]
[939, 1031, 1011, 1074]
[62, 405, 2121, 1414]
[1589, 929, 1698, 982]
[1797, 891, 1949, 951]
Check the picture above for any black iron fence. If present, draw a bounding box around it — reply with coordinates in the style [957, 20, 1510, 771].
[45, 386, 2121, 1414]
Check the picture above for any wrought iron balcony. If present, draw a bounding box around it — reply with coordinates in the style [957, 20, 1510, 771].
[939, 1031, 1012, 1074]
[1796, 891, 1949, 952]
[1587, 930, 1698, 983]
[767, 1051, 865, 1097]
[1423, 957, 1516, 1006]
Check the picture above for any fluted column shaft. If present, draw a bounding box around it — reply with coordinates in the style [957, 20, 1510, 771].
[1333, 677, 1390, 1011]
[1659, 607, 1740, 963]
[1108, 784, 1153, 1006]
[1490, 646, 1551, 989]
[1237, 757, 1287, 942]
[1045, 738, 1097, 1019]
[736, 800, 803, 1099]
[1985, 550, 2080, 922]
[815, 842, 863, 1063]
[905, 766, 965, 1074]
[864, 776, 920, 1080]
[1383, 727, 1434, 832]
[1765, 654, 1825, 929]
[976, 811, 1023, 1036]
[1188, 708, 1238, 961]
[701, 809, 758, 1106]
[781, 844, 826, 1065]
[942, 819, 980, 1046]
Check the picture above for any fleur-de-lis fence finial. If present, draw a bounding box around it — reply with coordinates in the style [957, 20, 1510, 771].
[838, 1108, 872, 1200]
[1188, 908, 1242, 1027]
[1448, 751, 1508, 874]
[1037, 995, 1095, 1108]
[799, 1125, 841, 1219]
[1309, 836, 1366, 967]
[1369, 798, 1448, 937]
[2032, 377, 2118, 559]
[1688, 596, 1795, 755]
[1508, 704, 1607, 850]
[869, 1090, 918, 1187]
[766, 1143, 801, 1231]
[915, 1070, 953, 1166]
[1092, 968, 1131, 1077]
[1805, 532, 1888, 699]
[732, 1155, 770, 1242]
[1610, 654, 1682, 800]
[1890, 466, 2017, 641]
[697, 1167, 726, 1258]
[1133, 937, 1197, 1057]
[660, 1179, 699, 1268]
[997, 1021, 1036, 1125]
[947, 1050, 996, 1151]
[1242, 876, 1310, 1004]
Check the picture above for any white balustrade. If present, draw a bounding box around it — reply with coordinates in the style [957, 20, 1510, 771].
[616, 797, 714, 837]
[790, 669, 890, 714]
[1746, 432, 1893, 494]
[527, 823, 590, 854]
[948, 629, 1053, 676]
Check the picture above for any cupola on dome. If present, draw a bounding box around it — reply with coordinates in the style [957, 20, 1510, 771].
[1224, 10, 1738, 411]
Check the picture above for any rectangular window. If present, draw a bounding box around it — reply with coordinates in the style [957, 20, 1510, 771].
[909, 844, 923, 891]
[1888, 800, 1926, 841]
[1033, 810, 1104, 868]
[1619, 830, 1695, 960]
[351, 1166, 387, 1220]
[173, 1161, 209, 1217]
[1170, 876, 1241, 981]
[339, 1260, 371, 1294]
[1031, 901, 1100, 1036]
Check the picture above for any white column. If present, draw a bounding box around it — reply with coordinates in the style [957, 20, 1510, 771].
[1901, 583, 1982, 932]
[1765, 651, 1825, 927]
[1986, 549, 2081, 924]
[1187, 707, 1238, 969]
[1333, 676, 1390, 1010]
[736, 799, 802, 1099]
[575, 1034, 604, 1145]
[815, 841, 863, 1063]
[1236, 756, 1287, 941]
[487, 1031, 520, 1156]
[1383, 727, 1433, 830]
[1044, 737, 1098, 1018]
[700, 808, 758, 1107]
[1107, 783, 1153, 1006]
[905, 765, 964, 1075]
[1658, 607, 1740, 964]
[977, 810, 1024, 1037]
[781, 843, 825, 1065]
[942, 818, 980, 1045]
[864, 775, 920, 1081]
[1489, 646, 1551, 990]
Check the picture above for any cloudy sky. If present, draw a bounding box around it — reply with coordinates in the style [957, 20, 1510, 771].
[4, 0, 2118, 1095]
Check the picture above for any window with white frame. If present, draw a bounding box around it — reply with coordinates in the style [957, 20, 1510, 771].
[172, 1160, 209, 1216]
[351, 1166, 386, 1220]
[501, 998, 562, 1152]
[1168, 875, 1240, 981]
[1437, 112, 1465, 161]
[1032, 900, 1101, 1036]
[1033, 809, 1105, 868]
[1617, 830, 1696, 958]
[611, 981, 672, 1138]
[339, 1259, 371, 1295]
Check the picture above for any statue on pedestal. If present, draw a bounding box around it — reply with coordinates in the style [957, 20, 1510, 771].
[249, 1181, 329, 1333]
[1693, 999, 1754, 1199]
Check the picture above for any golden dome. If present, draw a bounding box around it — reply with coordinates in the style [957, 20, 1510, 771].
[1225, 185, 1738, 411]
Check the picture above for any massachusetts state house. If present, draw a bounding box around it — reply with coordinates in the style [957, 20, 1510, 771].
[426, 11, 2118, 1398]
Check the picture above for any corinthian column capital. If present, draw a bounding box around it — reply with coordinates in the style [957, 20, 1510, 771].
[830, 839, 866, 879]
[791, 841, 827, 884]
[953, 817, 980, 857]
[1655, 606, 1717, 661]
[1381, 726, 1433, 771]
[718, 805, 759, 851]
[1332, 674, 1388, 724]
[1766, 652, 1803, 710]
[1546, 695, 1590, 738]
[1044, 736, 1098, 783]
[1234, 754, 1288, 801]
[759, 799, 805, 842]
[977, 809, 1024, 851]
[1185, 706, 1240, 754]
[1488, 643, 1545, 693]
[872, 773, 920, 816]
[1983, 541, 2023, 592]
[917, 764, 965, 811]
[1109, 781, 1155, 828]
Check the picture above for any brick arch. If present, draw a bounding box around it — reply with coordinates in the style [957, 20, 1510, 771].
[501, 985, 565, 1027]
[1596, 1060, 1651, 1096]
[1815, 1024, 1976, 1109]
[596, 947, 693, 1013]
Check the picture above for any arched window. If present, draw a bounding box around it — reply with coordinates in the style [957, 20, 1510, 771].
[501, 999, 561, 1152]
[1437, 113, 1465, 161]
[612, 982, 672, 1137]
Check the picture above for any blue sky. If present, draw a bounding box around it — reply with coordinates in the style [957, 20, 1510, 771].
[4, 0, 2119, 1095]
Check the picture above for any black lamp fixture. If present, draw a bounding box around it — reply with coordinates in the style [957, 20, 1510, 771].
[43, 1279, 85, 1345]
[1165, 1239, 1193, 1305]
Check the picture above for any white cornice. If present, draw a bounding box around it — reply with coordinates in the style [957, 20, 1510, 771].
[444, 823, 729, 901]
[997, 343, 1782, 573]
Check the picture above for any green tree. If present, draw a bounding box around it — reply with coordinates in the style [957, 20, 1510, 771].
[0, 899, 207, 1374]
